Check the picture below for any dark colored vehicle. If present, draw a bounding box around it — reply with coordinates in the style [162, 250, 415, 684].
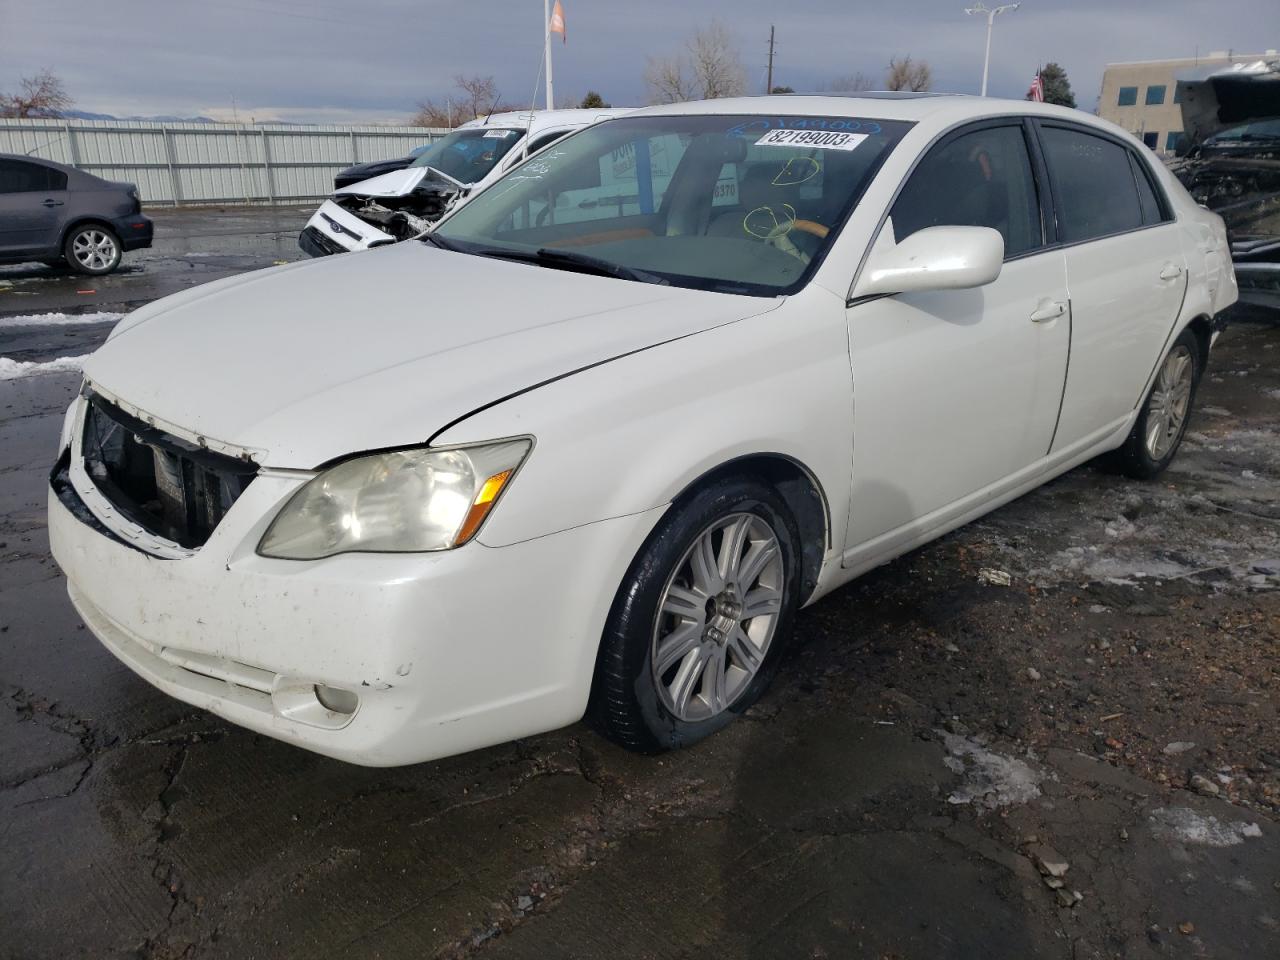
[1172, 60, 1280, 310]
[0, 154, 153, 275]
[332, 144, 434, 190]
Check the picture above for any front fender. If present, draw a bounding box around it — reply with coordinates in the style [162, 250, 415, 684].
[432, 286, 853, 550]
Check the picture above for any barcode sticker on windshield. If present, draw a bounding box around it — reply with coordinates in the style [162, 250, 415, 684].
[483, 129, 516, 138]
[754, 129, 868, 151]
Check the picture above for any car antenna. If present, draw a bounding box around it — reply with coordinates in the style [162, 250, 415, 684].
[484, 95, 502, 125]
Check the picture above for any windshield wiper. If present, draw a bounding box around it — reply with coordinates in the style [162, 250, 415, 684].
[419, 232, 458, 251]
[530, 247, 669, 285]
[441, 244, 667, 285]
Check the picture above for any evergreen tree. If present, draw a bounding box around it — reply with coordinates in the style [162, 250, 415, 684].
[1033, 63, 1076, 108]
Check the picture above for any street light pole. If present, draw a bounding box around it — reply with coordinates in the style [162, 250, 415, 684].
[964, 2, 1019, 97]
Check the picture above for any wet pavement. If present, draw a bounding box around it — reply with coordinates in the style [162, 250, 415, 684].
[0, 205, 310, 319]
[1, 221, 1278, 959]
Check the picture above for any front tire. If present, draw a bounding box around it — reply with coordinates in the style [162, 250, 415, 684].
[588, 477, 802, 753]
[1110, 327, 1202, 479]
[64, 225, 122, 276]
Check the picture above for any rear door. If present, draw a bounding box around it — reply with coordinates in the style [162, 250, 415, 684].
[0, 160, 67, 256]
[843, 120, 1071, 552]
[1035, 122, 1187, 450]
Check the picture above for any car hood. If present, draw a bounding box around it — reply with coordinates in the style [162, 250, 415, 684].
[333, 167, 462, 199]
[85, 242, 775, 468]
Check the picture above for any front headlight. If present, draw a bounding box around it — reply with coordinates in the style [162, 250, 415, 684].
[258, 438, 531, 560]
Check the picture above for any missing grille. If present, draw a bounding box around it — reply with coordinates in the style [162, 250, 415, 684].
[80, 395, 257, 548]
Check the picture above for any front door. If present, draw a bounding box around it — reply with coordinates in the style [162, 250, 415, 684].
[844, 121, 1070, 554]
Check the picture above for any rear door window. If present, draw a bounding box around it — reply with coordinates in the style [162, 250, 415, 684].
[0, 160, 54, 193]
[890, 123, 1043, 258]
[1039, 126, 1144, 243]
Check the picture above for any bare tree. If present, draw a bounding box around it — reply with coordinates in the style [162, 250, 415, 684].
[644, 56, 699, 104]
[885, 57, 932, 93]
[411, 100, 452, 128]
[820, 72, 875, 93]
[688, 21, 746, 99]
[645, 21, 745, 104]
[454, 74, 498, 120]
[410, 75, 503, 127]
[0, 70, 73, 118]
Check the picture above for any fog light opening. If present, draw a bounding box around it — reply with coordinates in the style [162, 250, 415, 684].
[314, 684, 359, 715]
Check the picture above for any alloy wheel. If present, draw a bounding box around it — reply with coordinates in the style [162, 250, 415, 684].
[650, 512, 784, 722]
[1144, 344, 1194, 460]
[71, 229, 119, 272]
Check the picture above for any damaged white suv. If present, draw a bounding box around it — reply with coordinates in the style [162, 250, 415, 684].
[51, 95, 1236, 767]
[299, 107, 634, 256]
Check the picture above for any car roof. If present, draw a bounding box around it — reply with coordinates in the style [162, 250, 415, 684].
[0, 152, 72, 169]
[459, 107, 636, 134]
[0, 151, 114, 187]
[629, 93, 1107, 131]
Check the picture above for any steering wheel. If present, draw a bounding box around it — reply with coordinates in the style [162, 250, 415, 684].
[743, 204, 823, 264]
[787, 225, 825, 260]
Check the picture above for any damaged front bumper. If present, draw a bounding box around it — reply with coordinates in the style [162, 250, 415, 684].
[299, 176, 464, 257]
[48, 395, 659, 766]
[299, 201, 396, 256]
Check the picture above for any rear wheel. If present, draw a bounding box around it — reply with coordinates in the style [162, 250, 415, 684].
[64, 225, 122, 275]
[1110, 327, 1201, 479]
[588, 477, 801, 753]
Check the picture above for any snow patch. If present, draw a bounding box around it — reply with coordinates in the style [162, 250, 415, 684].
[0, 355, 88, 381]
[1149, 807, 1263, 847]
[941, 732, 1044, 808]
[0, 311, 122, 329]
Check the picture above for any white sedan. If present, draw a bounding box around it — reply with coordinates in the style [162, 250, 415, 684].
[50, 94, 1236, 765]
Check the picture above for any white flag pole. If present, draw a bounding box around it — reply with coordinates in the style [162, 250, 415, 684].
[544, 0, 555, 109]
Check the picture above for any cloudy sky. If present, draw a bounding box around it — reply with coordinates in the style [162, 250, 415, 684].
[2, 0, 1274, 123]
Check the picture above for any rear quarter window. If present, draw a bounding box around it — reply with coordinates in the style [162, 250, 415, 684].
[1039, 126, 1144, 243]
[1129, 153, 1170, 225]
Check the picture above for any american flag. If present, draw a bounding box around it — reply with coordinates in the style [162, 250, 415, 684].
[1028, 70, 1045, 102]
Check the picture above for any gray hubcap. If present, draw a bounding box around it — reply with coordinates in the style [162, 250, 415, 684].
[1145, 344, 1193, 460]
[71, 230, 118, 271]
[651, 512, 784, 722]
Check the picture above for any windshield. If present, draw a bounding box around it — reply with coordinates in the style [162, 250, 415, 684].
[434, 114, 911, 295]
[1206, 118, 1280, 143]
[409, 127, 524, 183]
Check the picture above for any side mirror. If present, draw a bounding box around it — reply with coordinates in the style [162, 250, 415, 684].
[851, 222, 1005, 299]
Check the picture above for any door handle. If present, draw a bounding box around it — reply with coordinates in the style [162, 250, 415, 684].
[41, 198, 64, 207]
[1030, 299, 1068, 323]
[1159, 262, 1184, 281]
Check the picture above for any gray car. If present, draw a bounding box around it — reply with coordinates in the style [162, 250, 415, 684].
[0, 154, 153, 275]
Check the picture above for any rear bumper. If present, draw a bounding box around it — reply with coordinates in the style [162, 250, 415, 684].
[111, 213, 153, 251]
